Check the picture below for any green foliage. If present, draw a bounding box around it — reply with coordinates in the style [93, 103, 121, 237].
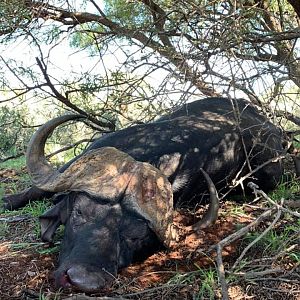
[269, 178, 300, 202]
[69, 22, 107, 54]
[0, 156, 26, 169]
[104, 0, 151, 29]
[1, 199, 51, 236]
[0, 222, 9, 236]
[0, 0, 31, 37]
[0, 105, 33, 160]
[194, 268, 217, 300]
[20, 200, 52, 218]
[168, 267, 218, 299]
[244, 220, 300, 258]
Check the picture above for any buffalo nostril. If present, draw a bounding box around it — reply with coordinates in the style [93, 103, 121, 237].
[66, 266, 106, 292]
[57, 273, 72, 288]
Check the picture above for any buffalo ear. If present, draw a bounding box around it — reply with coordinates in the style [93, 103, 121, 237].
[125, 163, 175, 246]
[39, 193, 74, 242]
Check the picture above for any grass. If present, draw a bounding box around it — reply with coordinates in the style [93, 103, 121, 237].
[0, 156, 26, 169]
[168, 266, 218, 299]
[39, 291, 62, 300]
[0, 155, 64, 260]
[269, 176, 300, 201]
[21, 200, 53, 237]
[242, 217, 300, 261]
[229, 205, 247, 218]
[194, 268, 218, 300]
[0, 185, 4, 205]
[8, 241, 60, 255]
[0, 222, 9, 236]
[21, 199, 52, 218]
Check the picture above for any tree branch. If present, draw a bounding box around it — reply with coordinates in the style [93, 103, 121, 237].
[35, 57, 115, 130]
[28, 2, 218, 97]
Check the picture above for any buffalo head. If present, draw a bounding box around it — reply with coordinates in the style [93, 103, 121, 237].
[26, 115, 219, 292]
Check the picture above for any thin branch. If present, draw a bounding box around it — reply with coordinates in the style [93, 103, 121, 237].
[275, 110, 300, 127]
[0, 214, 32, 222]
[207, 207, 277, 253]
[247, 182, 300, 218]
[216, 244, 229, 300]
[0, 153, 24, 163]
[231, 206, 282, 270]
[233, 268, 284, 279]
[35, 57, 115, 130]
[46, 138, 96, 159]
[220, 155, 286, 200]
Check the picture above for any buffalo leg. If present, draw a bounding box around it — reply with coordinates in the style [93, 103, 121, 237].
[3, 186, 53, 210]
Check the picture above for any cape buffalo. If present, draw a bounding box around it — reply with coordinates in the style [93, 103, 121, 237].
[3, 97, 285, 292]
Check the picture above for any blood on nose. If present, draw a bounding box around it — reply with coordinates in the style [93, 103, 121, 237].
[58, 273, 72, 288]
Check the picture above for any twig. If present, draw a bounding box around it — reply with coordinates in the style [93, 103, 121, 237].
[35, 57, 115, 130]
[232, 268, 284, 278]
[62, 296, 127, 300]
[123, 284, 187, 297]
[279, 261, 300, 278]
[231, 206, 282, 270]
[0, 214, 32, 222]
[0, 152, 24, 163]
[253, 277, 300, 283]
[216, 244, 229, 300]
[280, 200, 300, 209]
[258, 286, 300, 294]
[207, 206, 277, 253]
[273, 243, 299, 262]
[46, 138, 96, 158]
[221, 155, 286, 200]
[247, 182, 300, 218]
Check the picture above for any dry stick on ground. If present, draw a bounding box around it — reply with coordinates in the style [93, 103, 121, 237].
[231, 205, 282, 270]
[232, 182, 300, 271]
[216, 244, 229, 300]
[0, 214, 32, 222]
[233, 268, 284, 279]
[210, 182, 300, 298]
[248, 182, 300, 218]
[206, 188, 282, 299]
[207, 207, 278, 254]
[208, 208, 277, 299]
[62, 296, 127, 300]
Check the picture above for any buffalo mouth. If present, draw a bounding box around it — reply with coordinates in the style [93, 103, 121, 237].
[54, 265, 116, 292]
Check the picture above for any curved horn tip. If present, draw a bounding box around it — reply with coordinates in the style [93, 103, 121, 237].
[192, 168, 220, 232]
[26, 114, 86, 190]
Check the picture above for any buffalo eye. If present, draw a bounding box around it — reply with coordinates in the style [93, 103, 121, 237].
[75, 208, 82, 216]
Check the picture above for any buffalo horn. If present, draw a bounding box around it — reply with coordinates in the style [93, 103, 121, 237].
[26, 114, 86, 190]
[192, 168, 219, 231]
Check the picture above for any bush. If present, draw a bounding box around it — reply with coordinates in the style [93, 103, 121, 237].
[0, 106, 33, 160]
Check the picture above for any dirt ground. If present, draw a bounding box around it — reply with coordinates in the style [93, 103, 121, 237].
[1, 168, 300, 300]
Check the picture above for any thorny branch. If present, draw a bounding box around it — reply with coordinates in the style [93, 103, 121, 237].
[208, 182, 300, 299]
[231, 204, 282, 270]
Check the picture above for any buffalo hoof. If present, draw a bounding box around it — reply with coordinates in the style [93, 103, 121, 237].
[2, 194, 27, 211]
